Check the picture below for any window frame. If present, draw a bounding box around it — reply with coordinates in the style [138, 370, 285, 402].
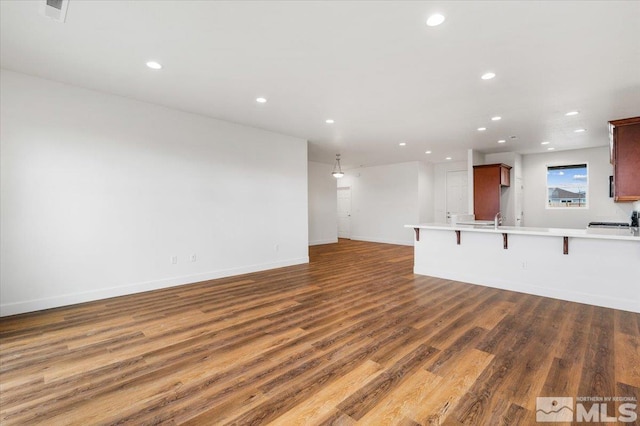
[545, 162, 589, 210]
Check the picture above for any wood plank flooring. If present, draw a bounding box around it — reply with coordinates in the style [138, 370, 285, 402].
[1, 239, 638, 425]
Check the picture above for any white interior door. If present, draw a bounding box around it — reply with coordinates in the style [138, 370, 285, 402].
[337, 187, 351, 238]
[446, 170, 468, 223]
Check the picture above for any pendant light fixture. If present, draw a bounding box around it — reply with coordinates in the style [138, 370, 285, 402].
[332, 154, 344, 178]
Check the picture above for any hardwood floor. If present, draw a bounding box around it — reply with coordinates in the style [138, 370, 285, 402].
[1, 239, 638, 425]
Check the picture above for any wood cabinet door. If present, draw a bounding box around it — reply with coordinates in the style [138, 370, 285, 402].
[474, 166, 500, 220]
[614, 123, 640, 201]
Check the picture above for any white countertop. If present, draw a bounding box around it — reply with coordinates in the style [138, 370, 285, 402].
[406, 223, 640, 241]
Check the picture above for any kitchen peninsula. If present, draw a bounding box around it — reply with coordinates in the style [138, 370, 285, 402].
[406, 223, 640, 313]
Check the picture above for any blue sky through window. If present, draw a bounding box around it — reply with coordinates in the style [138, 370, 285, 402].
[547, 165, 588, 192]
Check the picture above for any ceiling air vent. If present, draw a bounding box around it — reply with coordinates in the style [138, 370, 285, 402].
[40, 0, 70, 23]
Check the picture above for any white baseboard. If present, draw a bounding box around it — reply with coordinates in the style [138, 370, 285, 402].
[309, 238, 338, 246]
[414, 265, 640, 314]
[0, 257, 309, 317]
[350, 235, 414, 247]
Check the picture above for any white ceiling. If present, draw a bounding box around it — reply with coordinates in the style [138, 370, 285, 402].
[1, 1, 639, 169]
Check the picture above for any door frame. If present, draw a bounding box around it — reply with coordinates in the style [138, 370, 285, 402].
[337, 186, 351, 239]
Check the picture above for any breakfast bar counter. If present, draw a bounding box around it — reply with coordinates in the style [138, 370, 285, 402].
[406, 223, 640, 313]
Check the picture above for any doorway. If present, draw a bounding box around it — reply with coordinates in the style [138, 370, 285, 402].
[337, 187, 351, 238]
[446, 170, 468, 223]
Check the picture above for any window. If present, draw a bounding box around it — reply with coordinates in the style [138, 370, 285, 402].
[547, 164, 588, 208]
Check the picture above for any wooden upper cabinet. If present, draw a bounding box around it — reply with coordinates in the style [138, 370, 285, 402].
[473, 163, 512, 220]
[500, 165, 511, 187]
[609, 116, 640, 202]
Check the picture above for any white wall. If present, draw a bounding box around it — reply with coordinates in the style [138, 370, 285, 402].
[308, 161, 338, 245]
[0, 70, 309, 316]
[339, 162, 427, 246]
[418, 162, 435, 223]
[433, 160, 468, 223]
[522, 146, 635, 228]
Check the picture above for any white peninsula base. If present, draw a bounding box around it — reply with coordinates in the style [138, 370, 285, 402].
[408, 224, 640, 313]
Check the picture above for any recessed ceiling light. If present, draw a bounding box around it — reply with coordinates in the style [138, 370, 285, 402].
[256, 97, 267, 103]
[574, 128, 586, 133]
[445, 156, 452, 160]
[481, 72, 496, 80]
[477, 127, 487, 131]
[399, 142, 407, 146]
[497, 140, 506, 144]
[565, 111, 579, 116]
[146, 61, 162, 70]
[548, 147, 555, 151]
[491, 116, 502, 121]
[325, 119, 335, 124]
[541, 141, 550, 145]
[426, 14, 445, 27]
[425, 150, 432, 154]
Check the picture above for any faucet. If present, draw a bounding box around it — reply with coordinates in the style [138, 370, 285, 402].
[494, 212, 502, 229]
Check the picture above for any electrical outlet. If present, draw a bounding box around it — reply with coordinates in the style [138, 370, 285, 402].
[171, 256, 178, 265]
[190, 254, 197, 262]
[521, 261, 527, 269]
[274, 244, 279, 251]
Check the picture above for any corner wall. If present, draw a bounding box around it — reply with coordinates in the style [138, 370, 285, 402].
[308, 161, 338, 245]
[418, 162, 435, 223]
[0, 70, 309, 316]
